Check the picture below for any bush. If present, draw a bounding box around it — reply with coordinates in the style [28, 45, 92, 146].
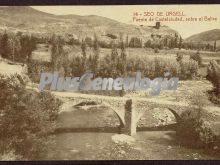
[179, 59, 199, 80]
[0, 74, 62, 160]
[0, 151, 22, 160]
[206, 60, 220, 96]
[206, 60, 220, 106]
[190, 51, 202, 66]
[106, 33, 117, 39]
[125, 57, 198, 80]
[27, 60, 52, 83]
[176, 52, 183, 62]
[207, 90, 220, 106]
[98, 40, 112, 48]
[97, 54, 198, 80]
[67, 38, 81, 46]
[176, 92, 217, 148]
[85, 37, 93, 47]
[129, 37, 142, 48]
[176, 113, 216, 148]
[144, 40, 151, 48]
[154, 48, 159, 53]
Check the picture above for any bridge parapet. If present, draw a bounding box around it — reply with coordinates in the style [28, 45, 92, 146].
[60, 93, 191, 136]
[27, 86, 220, 136]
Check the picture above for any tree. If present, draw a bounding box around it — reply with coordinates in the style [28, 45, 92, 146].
[129, 37, 142, 48]
[174, 33, 178, 48]
[85, 36, 93, 47]
[71, 56, 84, 76]
[144, 40, 151, 48]
[126, 34, 129, 47]
[110, 44, 119, 77]
[111, 44, 118, 62]
[176, 52, 183, 62]
[214, 40, 217, 52]
[0, 74, 61, 159]
[164, 37, 168, 47]
[9, 35, 21, 62]
[19, 35, 37, 63]
[206, 43, 210, 51]
[51, 36, 65, 71]
[81, 40, 87, 72]
[120, 41, 126, 62]
[207, 60, 220, 95]
[178, 36, 183, 49]
[118, 40, 127, 76]
[91, 34, 100, 75]
[0, 31, 11, 59]
[85, 34, 100, 75]
[190, 51, 202, 66]
[158, 41, 164, 49]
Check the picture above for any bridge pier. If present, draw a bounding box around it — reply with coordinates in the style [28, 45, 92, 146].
[70, 95, 185, 137]
[121, 99, 137, 136]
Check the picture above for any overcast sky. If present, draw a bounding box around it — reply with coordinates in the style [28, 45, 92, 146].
[32, 5, 220, 38]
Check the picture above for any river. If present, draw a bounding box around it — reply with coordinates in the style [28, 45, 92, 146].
[47, 105, 219, 160]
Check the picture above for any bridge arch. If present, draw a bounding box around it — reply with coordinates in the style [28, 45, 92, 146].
[136, 106, 182, 127]
[72, 97, 184, 136]
[73, 100, 125, 127]
[100, 101, 125, 125]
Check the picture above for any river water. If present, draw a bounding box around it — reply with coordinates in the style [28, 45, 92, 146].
[47, 106, 219, 160]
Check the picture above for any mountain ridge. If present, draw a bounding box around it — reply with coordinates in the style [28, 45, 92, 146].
[0, 6, 179, 44]
[185, 29, 220, 42]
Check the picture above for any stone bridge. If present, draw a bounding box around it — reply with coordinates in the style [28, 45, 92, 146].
[53, 92, 190, 136]
[26, 84, 220, 137]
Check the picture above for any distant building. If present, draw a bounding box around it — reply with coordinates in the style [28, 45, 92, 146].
[148, 22, 161, 29]
[155, 22, 161, 29]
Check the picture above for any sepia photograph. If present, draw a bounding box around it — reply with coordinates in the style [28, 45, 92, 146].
[0, 5, 220, 160]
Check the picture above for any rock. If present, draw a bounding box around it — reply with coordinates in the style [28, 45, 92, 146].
[111, 134, 135, 145]
[192, 153, 201, 160]
[70, 149, 79, 153]
[213, 146, 218, 150]
[119, 150, 126, 154]
[167, 145, 172, 149]
[152, 108, 176, 126]
[85, 143, 92, 147]
[133, 147, 142, 151]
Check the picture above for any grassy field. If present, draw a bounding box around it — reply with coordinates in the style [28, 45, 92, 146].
[98, 48, 220, 65]
[32, 45, 220, 65]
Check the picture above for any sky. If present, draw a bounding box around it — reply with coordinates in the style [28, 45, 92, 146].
[32, 5, 220, 39]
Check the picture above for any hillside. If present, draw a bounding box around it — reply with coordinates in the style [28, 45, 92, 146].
[185, 29, 220, 48]
[0, 6, 179, 43]
[185, 29, 220, 42]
